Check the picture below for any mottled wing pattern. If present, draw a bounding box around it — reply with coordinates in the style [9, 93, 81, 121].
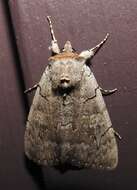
[24, 66, 60, 165]
[70, 65, 118, 169]
[24, 63, 118, 170]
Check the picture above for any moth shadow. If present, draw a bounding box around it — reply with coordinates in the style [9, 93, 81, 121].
[2, 0, 30, 119]
[54, 163, 82, 173]
[24, 156, 47, 190]
[24, 155, 117, 190]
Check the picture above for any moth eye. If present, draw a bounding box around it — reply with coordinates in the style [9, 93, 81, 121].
[48, 62, 51, 66]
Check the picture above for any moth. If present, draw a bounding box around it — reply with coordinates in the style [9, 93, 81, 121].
[24, 16, 121, 170]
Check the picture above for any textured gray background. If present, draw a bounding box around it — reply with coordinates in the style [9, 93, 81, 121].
[0, 0, 137, 189]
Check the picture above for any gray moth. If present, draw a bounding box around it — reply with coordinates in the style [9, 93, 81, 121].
[24, 16, 121, 170]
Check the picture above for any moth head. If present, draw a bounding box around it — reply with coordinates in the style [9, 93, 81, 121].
[47, 16, 109, 93]
[47, 16, 109, 66]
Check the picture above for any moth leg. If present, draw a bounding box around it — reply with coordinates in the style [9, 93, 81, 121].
[24, 83, 39, 94]
[113, 129, 122, 140]
[47, 16, 60, 54]
[99, 87, 117, 96]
